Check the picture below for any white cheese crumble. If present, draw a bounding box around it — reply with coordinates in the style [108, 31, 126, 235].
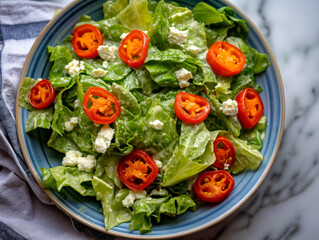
[65, 59, 85, 77]
[154, 159, 163, 169]
[220, 99, 238, 116]
[74, 99, 80, 108]
[97, 45, 117, 62]
[168, 27, 189, 45]
[62, 150, 96, 172]
[175, 68, 193, 88]
[64, 117, 78, 132]
[186, 41, 200, 55]
[94, 124, 115, 154]
[149, 119, 164, 130]
[92, 68, 107, 78]
[122, 190, 147, 208]
[102, 61, 108, 69]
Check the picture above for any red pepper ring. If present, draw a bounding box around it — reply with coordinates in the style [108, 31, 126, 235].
[236, 88, 264, 129]
[206, 41, 246, 77]
[117, 150, 158, 191]
[193, 170, 235, 203]
[82, 87, 121, 125]
[72, 24, 103, 59]
[118, 30, 149, 68]
[174, 92, 211, 124]
[213, 136, 235, 170]
[29, 79, 55, 109]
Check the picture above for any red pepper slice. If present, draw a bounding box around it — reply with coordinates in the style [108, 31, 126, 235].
[193, 170, 235, 203]
[118, 30, 149, 68]
[174, 92, 210, 124]
[29, 79, 55, 109]
[117, 150, 158, 191]
[236, 88, 264, 129]
[206, 41, 246, 77]
[213, 136, 235, 170]
[82, 87, 121, 125]
[72, 24, 103, 59]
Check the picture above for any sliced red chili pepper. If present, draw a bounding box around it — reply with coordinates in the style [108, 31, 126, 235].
[72, 24, 103, 59]
[29, 79, 55, 109]
[236, 88, 264, 129]
[174, 92, 210, 124]
[82, 87, 121, 124]
[206, 41, 246, 77]
[193, 170, 235, 203]
[117, 150, 158, 191]
[213, 136, 235, 170]
[118, 30, 149, 68]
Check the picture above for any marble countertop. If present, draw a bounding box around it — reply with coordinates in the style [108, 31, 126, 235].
[22, 0, 319, 239]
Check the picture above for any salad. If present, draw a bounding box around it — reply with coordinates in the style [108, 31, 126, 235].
[18, 0, 270, 234]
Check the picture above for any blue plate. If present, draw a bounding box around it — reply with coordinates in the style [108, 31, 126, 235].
[16, 0, 284, 238]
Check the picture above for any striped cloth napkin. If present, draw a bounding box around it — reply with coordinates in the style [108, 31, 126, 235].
[0, 1, 116, 239]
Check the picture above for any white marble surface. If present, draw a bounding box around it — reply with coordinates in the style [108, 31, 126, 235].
[186, 0, 319, 239]
[29, 0, 319, 239]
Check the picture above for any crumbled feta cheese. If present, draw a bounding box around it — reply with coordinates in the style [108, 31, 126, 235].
[168, 27, 189, 45]
[92, 68, 107, 78]
[74, 99, 80, 108]
[77, 155, 96, 172]
[102, 61, 108, 69]
[149, 120, 164, 130]
[37, 78, 43, 81]
[220, 99, 238, 116]
[186, 42, 200, 55]
[94, 124, 114, 154]
[97, 45, 117, 62]
[175, 68, 193, 88]
[64, 117, 78, 132]
[65, 59, 85, 77]
[62, 150, 81, 166]
[122, 190, 147, 208]
[154, 159, 162, 169]
[62, 150, 96, 172]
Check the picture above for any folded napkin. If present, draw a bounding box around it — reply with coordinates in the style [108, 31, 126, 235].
[0, 1, 115, 239]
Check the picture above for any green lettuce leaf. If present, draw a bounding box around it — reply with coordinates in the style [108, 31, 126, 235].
[110, 83, 141, 116]
[159, 194, 195, 216]
[163, 122, 215, 186]
[18, 77, 37, 110]
[149, 0, 170, 50]
[179, 122, 211, 160]
[207, 93, 242, 137]
[129, 100, 179, 156]
[41, 166, 95, 196]
[25, 107, 53, 133]
[103, 0, 129, 19]
[129, 195, 170, 233]
[92, 175, 131, 230]
[117, 0, 152, 31]
[192, 2, 224, 25]
[47, 45, 73, 88]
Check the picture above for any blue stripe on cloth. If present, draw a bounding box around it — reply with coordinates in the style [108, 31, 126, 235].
[0, 21, 49, 40]
[0, 221, 27, 240]
[0, 20, 52, 176]
[0, 22, 33, 172]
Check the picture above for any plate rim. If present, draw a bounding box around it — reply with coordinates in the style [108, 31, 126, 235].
[15, 0, 285, 239]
